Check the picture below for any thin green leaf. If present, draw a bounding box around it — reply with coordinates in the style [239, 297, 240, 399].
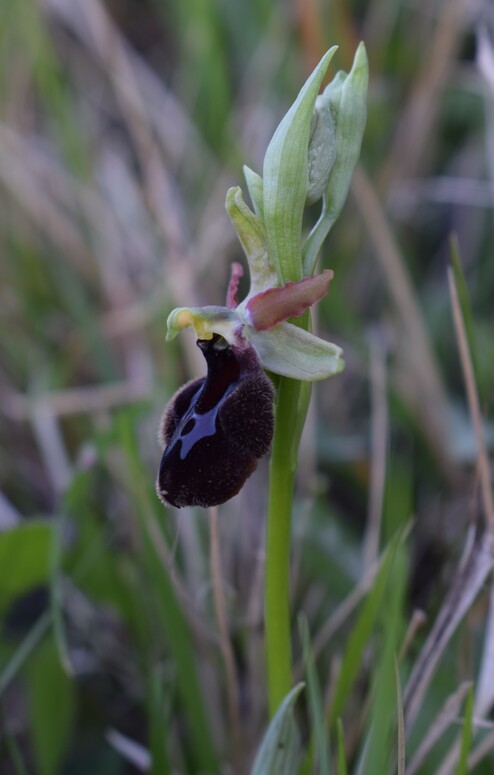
[251, 684, 304, 775]
[149, 665, 172, 775]
[337, 719, 348, 775]
[456, 686, 475, 775]
[328, 542, 395, 728]
[395, 657, 406, 775]
[363, 547, 406, 775]
[300, 614, 331, 775]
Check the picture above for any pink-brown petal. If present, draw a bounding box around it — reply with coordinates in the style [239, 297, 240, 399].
[226, 262, 244, 309]
[246, 269, 334, 331]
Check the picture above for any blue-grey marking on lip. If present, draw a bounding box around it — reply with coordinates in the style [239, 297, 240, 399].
[167, 382, 236, 460]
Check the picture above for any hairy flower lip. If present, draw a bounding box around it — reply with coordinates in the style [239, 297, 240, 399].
[157, 335, 275, 508]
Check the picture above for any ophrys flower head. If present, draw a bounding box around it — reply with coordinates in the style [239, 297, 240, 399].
[157, 43, 368, 508]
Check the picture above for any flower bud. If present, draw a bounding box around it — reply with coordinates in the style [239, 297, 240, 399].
[306, 95, 337, 205]
[157, 335, 275, 508]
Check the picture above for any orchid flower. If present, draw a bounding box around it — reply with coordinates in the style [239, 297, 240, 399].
[157, 43, 368, 510]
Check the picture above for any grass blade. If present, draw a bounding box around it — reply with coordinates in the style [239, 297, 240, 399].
[300, 614, 330, 775]
[336, 719, 348, 775]
[456, 686, 475, 775]
[447, 258, 494, 528]
[251, 684, 304, 775]
[395, 657, 405, 775]
[361, 546, 406, 775]
[328, 534, 398, 728]
[148, 665, 171, 775]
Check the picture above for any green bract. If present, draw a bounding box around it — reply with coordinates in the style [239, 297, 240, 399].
[303, 42, 369, 276]
[262, 46, 338, 284]
[165, 44, 368, 383]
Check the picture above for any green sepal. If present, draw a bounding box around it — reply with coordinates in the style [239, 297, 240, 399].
[263, 47, 338, 284]
[225, 186, 278, 296]
[243, 164, 264, 219]
[303, 41, 368, 276]
[250, 321, 344, 380]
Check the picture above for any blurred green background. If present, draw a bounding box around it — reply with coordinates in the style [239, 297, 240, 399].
[1, 0, 494, 773]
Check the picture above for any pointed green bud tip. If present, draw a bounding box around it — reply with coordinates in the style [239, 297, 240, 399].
[262, 45, 338, 284]
[303, 42, 369, 276]
[243, 165, 264, 219]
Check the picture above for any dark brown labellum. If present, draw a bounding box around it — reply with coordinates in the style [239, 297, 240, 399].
[156, 334, 275, 508]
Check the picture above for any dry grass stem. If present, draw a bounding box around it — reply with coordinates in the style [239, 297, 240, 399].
[474, 583, 494, 716]
[406, 681, 472, 775]
[448, 264, 494, 528]
[398, 609, 427, 662]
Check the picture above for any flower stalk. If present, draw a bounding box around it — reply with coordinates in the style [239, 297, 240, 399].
[266, 373, 311, 713]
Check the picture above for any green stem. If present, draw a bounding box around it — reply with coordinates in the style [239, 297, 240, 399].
[265, 374, 310, 715]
